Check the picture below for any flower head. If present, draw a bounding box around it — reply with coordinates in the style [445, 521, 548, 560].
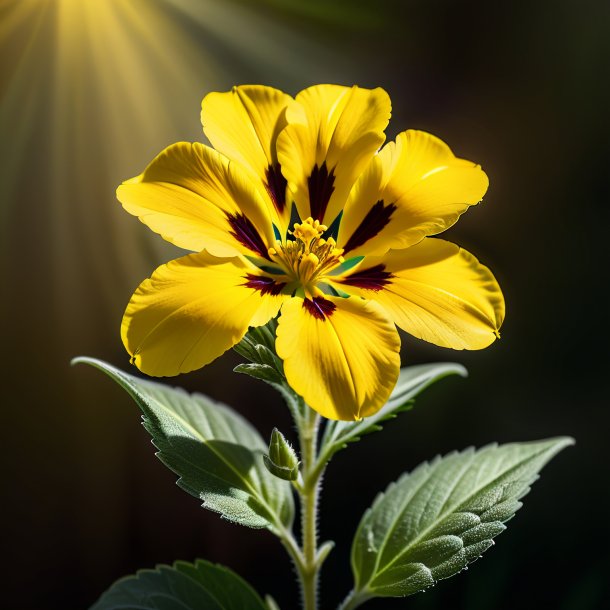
[118, 85, 504, 421]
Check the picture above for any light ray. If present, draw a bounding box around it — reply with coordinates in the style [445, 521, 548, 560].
[0, 0, 364, 347]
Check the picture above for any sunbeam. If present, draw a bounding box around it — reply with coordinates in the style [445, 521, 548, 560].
[0, 0, 364, 348]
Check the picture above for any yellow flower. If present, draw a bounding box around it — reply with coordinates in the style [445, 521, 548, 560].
[118, 85, 504, 421]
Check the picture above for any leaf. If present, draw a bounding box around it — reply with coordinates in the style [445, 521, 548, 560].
[90, 558, 267, 610]
[351, 437, 574, 599]
[234, 363, 284, 384]
[321, 363, 467, 458]
[74, 357, 294, 533]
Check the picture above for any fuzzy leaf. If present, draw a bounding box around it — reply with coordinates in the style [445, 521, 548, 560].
[322, 363, 467, 457]
[90, 559, 267, 610]
[234, 363, 285, 384]
[74, 357, 294, 533]
[351, 437, 574, 599]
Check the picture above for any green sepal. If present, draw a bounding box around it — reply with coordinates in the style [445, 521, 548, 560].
[350, 437, 574, 600]
[263, 455, 300, 481]
[238, 318, 279, 354]
[263, 428, 300, 481]
[73, 357, 294, 533]
[234, 321, 283, 375]
[234, 363, 284, 384]
[234, 320, 307, 421]
[90, 558, 267, 610]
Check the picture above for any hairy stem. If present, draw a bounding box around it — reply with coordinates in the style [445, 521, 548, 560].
[299, 406, 321, 610]
[278, 526, 305, 576]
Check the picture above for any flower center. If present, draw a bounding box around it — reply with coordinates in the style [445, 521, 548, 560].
[268, 217, 345, 294]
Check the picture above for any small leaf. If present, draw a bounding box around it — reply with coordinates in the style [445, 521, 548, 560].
[90, 558, 267, 610]
[351, 437, 574, 599]
[321, 363, 467, 457]
[74, 357, 294, 533]
[234, 363, 284, 384]
[265, 595, 281, 610]
[316, 540, 335, 568]
[244, 318, 279, 354]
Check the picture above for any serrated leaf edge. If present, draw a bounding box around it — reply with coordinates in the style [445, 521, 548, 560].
[91, 558, 266, 610]
[73, 357, 289, 533]
[353, 437, 574, 596]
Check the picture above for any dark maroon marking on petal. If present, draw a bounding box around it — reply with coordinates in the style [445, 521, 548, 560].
[244, 273, 286, 296]
[342, 200, 398, 254]
[308, 162, 336, 222]
[302, 296, 337, 321]
[339, 264, 394, 292]
[226, 212, 270, 260]
[264, 163, 287, 214]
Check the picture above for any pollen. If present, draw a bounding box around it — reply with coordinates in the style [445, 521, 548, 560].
[268, 217, 345, 294]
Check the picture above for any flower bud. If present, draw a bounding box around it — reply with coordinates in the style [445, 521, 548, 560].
[263, 428, 300, 481]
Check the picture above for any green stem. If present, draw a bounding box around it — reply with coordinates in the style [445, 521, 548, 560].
[337, 590, 372, 610]
[299, 407, 321, 610]
[277, 526, 305, 575]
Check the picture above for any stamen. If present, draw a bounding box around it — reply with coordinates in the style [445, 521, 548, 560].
[292, 217, 327, 244]
[267, 218, 345, 293]
[300, 253, 320, 283]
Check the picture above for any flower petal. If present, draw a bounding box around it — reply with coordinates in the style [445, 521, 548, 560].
[275, 295, 400, 420]
[122, 252, 288, 376]
[277, 85, 391, 225]
[201, 85, 295, 231]
[334, 238, 504, 349]
[117, 142, 274, 259]
[338, 130, 489, 257]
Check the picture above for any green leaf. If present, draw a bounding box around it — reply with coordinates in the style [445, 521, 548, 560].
[90, 558, 267, 610]
[265, 595, 281, 610]
[321, 363, 467, 458]
[351, 437, 574, 599]
[74, 357, 294, 533]
[234, 363, 284, 384]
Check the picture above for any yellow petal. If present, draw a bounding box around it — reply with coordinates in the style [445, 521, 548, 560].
[275, 295, 400, 420]
[122, 252, 288, 377]
[277, 85, 391, 225]
[334, 238, 504, 349]
[201, 85, 294, 230]
[338, 130, 489, 257]
[117, 142, 274, 259]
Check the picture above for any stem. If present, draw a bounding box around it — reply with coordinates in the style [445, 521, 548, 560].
[337, 590, 372, 610]
[299, 406, 321, 610]
[277, 526, 305, 575]
[277, 404, 332, 609]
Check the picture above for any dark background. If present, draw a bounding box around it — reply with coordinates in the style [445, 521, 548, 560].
[2, 0, 608, 608]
